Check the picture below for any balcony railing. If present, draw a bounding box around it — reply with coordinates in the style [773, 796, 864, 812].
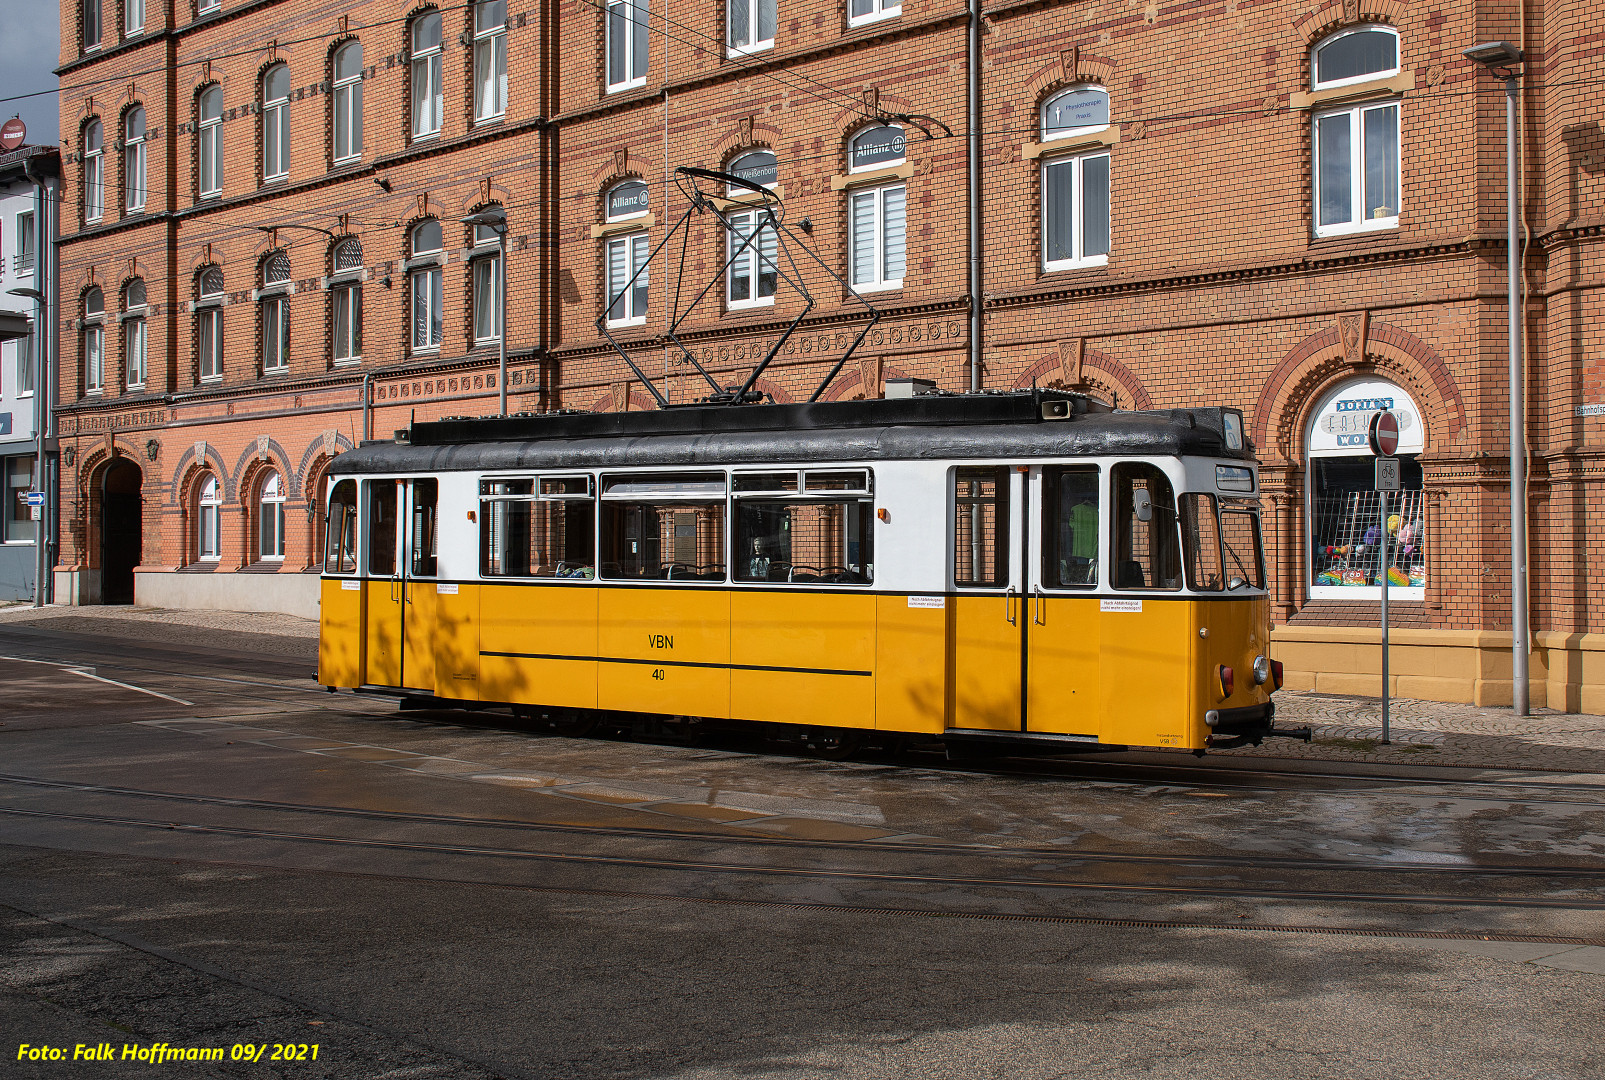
[11, 251, 34, 275]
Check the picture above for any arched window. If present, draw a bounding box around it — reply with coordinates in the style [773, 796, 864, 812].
[258, 471, 286, 560]
[198, 88, 223, 197]
[333, 42, 363, 162]
[411, 12, 444, 139]
[261, 250, 291, 373]
[603, 182, 649, 325]
[1307, 378, 1426, 598]
[410, 220, 443, 351]
[262, 64, 291, 181]
[725, 152, 778, 309]
[1039, 89, 1110, 271]
[83, 287, 105, 394]
[474, 0, 508, 121]
[123, 107, 147, 212]
[1311, 26, 1400, 237]
[196, 474, 221, 560]
[124, 279, 147, 389]
[1041, 86, 1109, 140]
[846, 126, 906, 292]
[197, 266, 225, 381]
[83, 121, 105, 223]
[331, 239, 363, 364]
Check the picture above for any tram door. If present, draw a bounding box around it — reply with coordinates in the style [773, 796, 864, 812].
[362, 478, 438, 692]
[949, 466, 1027, 731]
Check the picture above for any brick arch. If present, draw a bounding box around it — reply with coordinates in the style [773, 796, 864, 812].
[295, 433, 354, 488]
[229, 438, 293, 496]
[74, 446, 146, 574]
[1010, 349, 1152, 409]
[749, 376, 792, 404]
[829, 89, 917, 135]
[588, 389, 657, 412]
[821, 370, 864, 402]
[709, 121, 783, 167]
[1252, 320, 1466, 466]
[1024, 59, 1118, 112]
[1293, 2, 1406, 47]
[168, 443, 230, 505]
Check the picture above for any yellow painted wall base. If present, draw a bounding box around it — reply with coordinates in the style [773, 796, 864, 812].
[1271, 626, 1605, 713]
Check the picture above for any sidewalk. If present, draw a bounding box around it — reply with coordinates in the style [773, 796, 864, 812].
[3, 603, 1603, 774]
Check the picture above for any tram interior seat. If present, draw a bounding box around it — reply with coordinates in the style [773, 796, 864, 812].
[1116, 559, 1146, 589]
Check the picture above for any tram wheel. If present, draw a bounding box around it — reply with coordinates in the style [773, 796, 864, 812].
[546, 708, 602, 738]
[803, 729, 864, 761]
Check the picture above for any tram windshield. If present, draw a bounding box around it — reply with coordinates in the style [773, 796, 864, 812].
[324, 479, 357, 574]
[1220, 506, 1265, 589]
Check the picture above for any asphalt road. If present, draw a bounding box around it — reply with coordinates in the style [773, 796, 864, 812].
[1, 614, 1603, 1079]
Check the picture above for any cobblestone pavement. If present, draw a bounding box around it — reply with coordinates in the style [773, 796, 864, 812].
[4, 603, 1604, 774]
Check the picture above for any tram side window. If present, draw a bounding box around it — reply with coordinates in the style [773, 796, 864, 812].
[953, 466, 1009, 588]
[733, 469, 873, 585]
[1043, 466, 1099, 587]
[600, 473, 727, 581]
[368, 480, 398, 577]
[324, 479, 358, 573]
[1221, 509, 1266, 589]
[1111, 463, 1180, 590]
[1180, 493, 1223, 591]
[411, 479, 438, 578]
[480, 477, 596, 578]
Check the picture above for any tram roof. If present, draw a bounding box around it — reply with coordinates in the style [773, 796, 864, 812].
[334, 391, 1254, 474]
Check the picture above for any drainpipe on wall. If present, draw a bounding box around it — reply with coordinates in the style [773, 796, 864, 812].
[22, 155, 52, 606]
[361, 371, 374, 442]
[966, 0, 983, 392]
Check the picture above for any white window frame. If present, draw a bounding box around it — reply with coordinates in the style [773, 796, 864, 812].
[84, 324, 105, 395]
[84, 0, 103, 49]
[605, 0, 649, 93]
[15, 211, 34, 275]
[197, 475, 221, 561]
[473, 253, 502, 342]
[197, 0, 220, 13]
[197, 308, 223, 380]
[124, 0, 144, 36]
[848, 123, 905, 174]
[262, 66, 290, 182]
[605, 232, 649, 326]
[474, 1, 509, 122]
[17, 331, 33, 396]
[411, 14, 444, 139]
[1311, 24, 1400, 91]
[1041, 149, 1111, 271]
[83, 123, 104, 223]
[198, 89, 223, 197]
[125, 282, 147, 388]
[124, 107, 147, 212]
[410, 221, 444, 353]
[259, 472, 286, 561]
[847, 0, 899, 29]
[333, 43, 364, 163]
[1040, 85, 1110, 142]
[727, 0, 775, 54]
[847, 182, 905, 293]
[261, 295, 289, 372]
[1312, 99, 1400, 238]
[726, 208, 777, 310]
[333, 282, 361, 365]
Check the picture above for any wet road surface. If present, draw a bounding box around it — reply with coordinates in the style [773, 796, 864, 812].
[1, 615, 1603, 1078]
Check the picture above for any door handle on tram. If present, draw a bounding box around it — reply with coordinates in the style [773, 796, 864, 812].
[1005, 586, 1017, 625]
[1033, 585, 1045, 625]
[391, 575, 402, 604]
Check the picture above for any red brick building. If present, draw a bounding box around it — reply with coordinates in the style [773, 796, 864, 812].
[52, 0, 1605, 707]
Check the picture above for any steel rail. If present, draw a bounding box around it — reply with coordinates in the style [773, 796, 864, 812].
[3, 803, 1602, 910]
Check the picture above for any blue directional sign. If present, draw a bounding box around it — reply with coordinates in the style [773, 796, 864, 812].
[24, 490, 44, 507]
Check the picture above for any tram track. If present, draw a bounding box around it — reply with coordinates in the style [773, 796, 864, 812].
[2, 773, 1602, 881]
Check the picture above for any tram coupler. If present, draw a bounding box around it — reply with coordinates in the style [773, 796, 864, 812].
[1269, 724, 1313, 742]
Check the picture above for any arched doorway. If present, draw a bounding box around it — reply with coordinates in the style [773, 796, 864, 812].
[101, 458, 143, 604]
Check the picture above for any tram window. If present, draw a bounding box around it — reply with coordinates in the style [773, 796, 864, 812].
[805, 470, 871, 494]
[1042, 466, 1099, 587]
[734, 498, 873, 584]
[1221, 510, 1265, 590]
[733, 471, 799, 493]
[1111, 463, 1180, 591]
[324, 479, 358, 574]
[600, 501, 726, 581]
[1180, 493, 1223, 591]
[480, 477, 597, 579]
[368, 480, 398, 577]
[411, 479, 439, 578]
[603, 472, 726, 498]
[953, 466, 1008, 589]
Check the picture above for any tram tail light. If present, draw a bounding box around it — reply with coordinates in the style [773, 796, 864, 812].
[1270, 660, 1284, 690]
[1218, 665, 1234, 699]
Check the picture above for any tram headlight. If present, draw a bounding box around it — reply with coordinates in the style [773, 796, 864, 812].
[1253, 655, 1272, 685]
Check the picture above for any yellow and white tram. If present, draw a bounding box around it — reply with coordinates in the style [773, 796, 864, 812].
[317, 390, 1300, 754]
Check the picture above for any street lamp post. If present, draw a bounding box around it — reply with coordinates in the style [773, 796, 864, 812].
[1464, 41, 1527, 715]
[460, 208, 509, 417]
[7, 284, 45, 608]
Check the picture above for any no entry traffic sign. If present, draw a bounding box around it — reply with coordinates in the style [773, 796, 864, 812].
[1368, 410, 1400, 457]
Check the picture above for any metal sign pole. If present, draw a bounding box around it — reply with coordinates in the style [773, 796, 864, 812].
[1379, 489, 1390, 745]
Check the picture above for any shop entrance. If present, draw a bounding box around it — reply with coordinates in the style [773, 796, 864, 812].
[100, 458, 143, 604]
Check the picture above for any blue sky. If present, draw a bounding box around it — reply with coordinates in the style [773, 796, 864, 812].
[0, 1, 62, 146]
